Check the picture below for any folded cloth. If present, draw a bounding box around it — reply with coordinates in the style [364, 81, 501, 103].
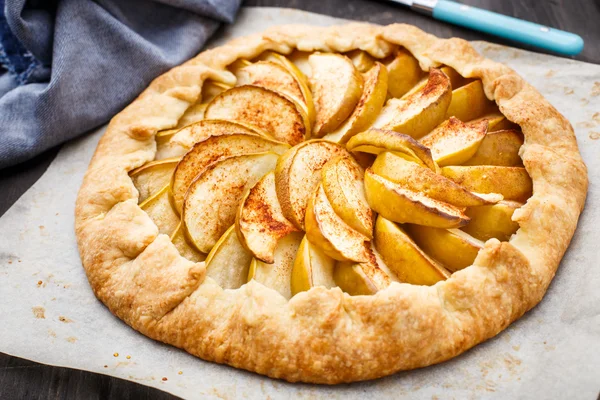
[0, 0, 241, 169]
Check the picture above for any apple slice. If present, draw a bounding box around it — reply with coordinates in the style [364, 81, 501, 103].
[351, 152, 376, 170]
[204, 85, 307, 145]
[256, 51, 315, 126]
[462, 200, 522, 242]
[364, 168, 469, 228]
[156, 119, 264, 160]
[371, 151, 502, 207]
[201, 80, 233, 103]
[205, 225, 252, 289]
[346, 128, 437, 172]
[290, 235, 336, 296]
[309, 53, 363, 136]
[247, 231, 304, 300]
[467, 112, 518, 132]
[445, 80, 494, 122]
[373, 68, 451, 138]
[333, 246, 395, 295]
[130, 158, 179, 203]
[305, 183, 371, 263]
[177, 103, 208, 126]
[170, 133, 289, 214]
[420, 117, 488, 166]
[286, 51, 312, 77]
[182, 152, 279, 253]
[275, 140, 348, 229]
[374, 216, 450, 285]
[323, 62, 388, 144]
[463, 129, 524, 167]
[156, 128, 179, 144]
[400, 64, 464, 99]
[236, 171, 299, 263]
[139, 185, 180, 236]
[235, 61, 305, 109]
[386, 48, 424, 98]
[155, 103, 208, 141]
[405, 225, 484, 272]
[170, 222, 205, 263]
[347, 50, 376, 72]
[440, 66, 468, 90]
[441, 165, 533, 202]
[321, 156, 374, 238]
[227, 58, 252, 74]
[155, 128, 179, 155]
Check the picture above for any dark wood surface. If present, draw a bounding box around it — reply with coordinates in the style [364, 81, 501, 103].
[1, 0, 598, 398]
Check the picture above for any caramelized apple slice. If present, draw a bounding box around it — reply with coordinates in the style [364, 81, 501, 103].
[139, 185, 179, 236]
[445, 80, 495, 122]
[285, 51, 312, 77]
[333, 245, 396, 295]
[374, 216, 450, 285]
[130, 159, 179, 203]
[290, 236, 336, 296]
[201, 81, 233, 103]
[182, 152, 279, 253]
[405, 225, 484, 272]
[386, 48, 424, 98]
[323, 62, 388, 144]
[247, 231, 304, 300]
[468, 112, 518, 132]
[205, 85, 308, 145]
[440, 66, 468, 90]
[373, 68, 452, 138]
[462, 200, 522, 242]
[463, 129, 524, 166]
[321, 156, 374, 238]
[371, 151, 502, 207]
[235, 61, 305, 110]
[171, 133, 289, 214]
[347, 50, 376, 72]
[305, 183, 371, 263]
[171, 222, 205, 263]
[420, 117, 488, 166]
[346, 129, 437, 172]
[309, 53, 363, 136]
[275, 140, 348, 230]
[441, 165, 533, 202]
[227, 58, 252, 74]
[156, 119, 264, 160]
[256, 51, 315, 126]
[364, 169, 470, 228]
[205, 225, 252, 289]
[236, 171, 298, 264]
[155, 103, 208, 140]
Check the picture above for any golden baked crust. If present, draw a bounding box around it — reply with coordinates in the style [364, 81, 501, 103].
[75, 23, 588, 384]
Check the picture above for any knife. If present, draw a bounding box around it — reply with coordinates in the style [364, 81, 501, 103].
[389, 0, 584, 56]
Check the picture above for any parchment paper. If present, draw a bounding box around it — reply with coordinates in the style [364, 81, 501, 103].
[1, 7, 599, 400]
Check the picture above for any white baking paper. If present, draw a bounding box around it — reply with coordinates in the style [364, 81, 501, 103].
[1, 7, 599, 399]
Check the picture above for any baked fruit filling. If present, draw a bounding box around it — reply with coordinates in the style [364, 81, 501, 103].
[129, 48, 532, 300]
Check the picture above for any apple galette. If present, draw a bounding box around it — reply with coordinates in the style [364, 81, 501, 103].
[76, 24, 587, 383]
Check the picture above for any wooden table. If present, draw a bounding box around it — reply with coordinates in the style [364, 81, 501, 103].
[1, 0, 598, 398]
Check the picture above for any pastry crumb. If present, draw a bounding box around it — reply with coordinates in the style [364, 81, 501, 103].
[592, 81, 600, 97]
[32, 306, 45, 319]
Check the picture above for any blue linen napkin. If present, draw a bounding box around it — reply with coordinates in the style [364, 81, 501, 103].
[0, 0, 241, 169]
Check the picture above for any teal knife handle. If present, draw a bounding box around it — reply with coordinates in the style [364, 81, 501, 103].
[432, 0, 584, 56]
